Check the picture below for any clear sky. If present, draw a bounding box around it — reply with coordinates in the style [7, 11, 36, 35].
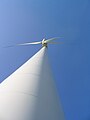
[0, 0, 90, 120]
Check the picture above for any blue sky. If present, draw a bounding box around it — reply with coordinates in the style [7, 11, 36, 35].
[0, 0, 90, 120]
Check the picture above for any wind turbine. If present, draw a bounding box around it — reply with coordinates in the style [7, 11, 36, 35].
[0, 37, 65, 120]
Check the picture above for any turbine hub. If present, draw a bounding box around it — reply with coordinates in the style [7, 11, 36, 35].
[42, 42, 47, 47]
[41, 39, 47, 47]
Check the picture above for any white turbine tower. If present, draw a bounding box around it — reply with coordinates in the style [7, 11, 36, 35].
[0, 37, 65, 120]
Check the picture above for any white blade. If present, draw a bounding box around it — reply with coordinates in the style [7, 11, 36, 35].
[48, 42, 64, 44]
[17, 41, 41, 46]
[4, 41, 42, 48]
[45, 37, 62, 43]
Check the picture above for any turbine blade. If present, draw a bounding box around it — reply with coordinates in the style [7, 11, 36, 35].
[45, 37, 62, 43]
[48, 42, 64, 44]
[17, 41, 41, 46]
[4, 41, 42, 48]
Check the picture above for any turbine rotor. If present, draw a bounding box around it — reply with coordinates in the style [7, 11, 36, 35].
[4, 37, 63, 48]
